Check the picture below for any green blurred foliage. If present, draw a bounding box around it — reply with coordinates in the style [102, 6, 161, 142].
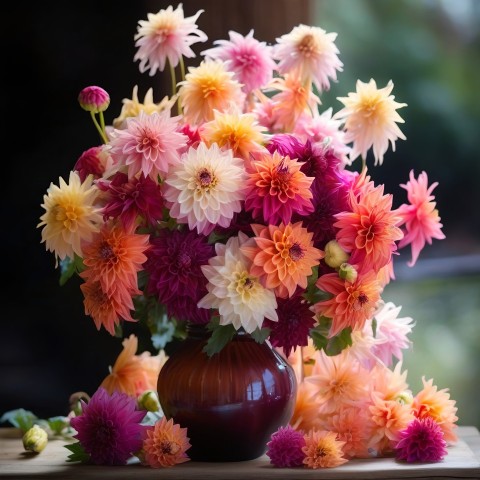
[314, 0, 480, 250]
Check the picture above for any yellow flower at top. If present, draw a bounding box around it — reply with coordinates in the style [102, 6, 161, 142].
[335, 78, 407, 166]
[178, 59, 244, 125]
[201, 107, 268, 161]
[113, 85, 176, 129]
[38, 171, 102, 265]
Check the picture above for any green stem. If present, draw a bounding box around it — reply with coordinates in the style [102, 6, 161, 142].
[169, 59, 177, 99]
[361, 155, 367, 173]
[90, 111, 108, 144]
[179, 56, 186, 83]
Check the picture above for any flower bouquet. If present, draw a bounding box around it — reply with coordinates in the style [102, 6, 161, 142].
[33, 2, 458, 470]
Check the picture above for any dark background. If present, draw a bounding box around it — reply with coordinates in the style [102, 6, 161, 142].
[2, 0, 479, 422]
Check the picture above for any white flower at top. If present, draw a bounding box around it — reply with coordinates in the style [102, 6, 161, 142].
[273, 24, 343, 92]
[163, 142, 247, 235]
[108, 111, 187, 180]
[134, 3, 207, 76]
[335, 79, 407, 165]
[198, 232, 278, 333]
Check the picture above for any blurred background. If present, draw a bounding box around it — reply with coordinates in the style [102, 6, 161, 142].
[2, 0, 479, 429]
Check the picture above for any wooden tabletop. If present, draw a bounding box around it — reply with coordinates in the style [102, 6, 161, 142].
[1, 426, 479, 479]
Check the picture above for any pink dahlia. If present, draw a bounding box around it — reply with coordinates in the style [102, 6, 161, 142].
[397, 170, 445, 267]
[145, 229, 214, 324]
[264, 294, 315, 358]
[70, 387, 145, 465]
[109, 111, 187, 179]
[74, 145, 111, 182]
[244, 151, 314, 225]
[395, 417, 447, 463]
[98, 173, 164, 231]
[266, 425, 306, 468]
[202, 29, 275, 94]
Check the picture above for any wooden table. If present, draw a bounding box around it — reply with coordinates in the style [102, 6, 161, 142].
[1, 426, 479, 479]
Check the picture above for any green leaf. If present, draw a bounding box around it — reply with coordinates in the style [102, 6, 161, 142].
[0, 408, 38, 432]
[250, 327, 271, 344]
[47, 416, 70, 436]
[371, 317, 377, 338]
[309, 327, 328, 351]
[309, 320, 352, 356]
[59, 255, 85, 286]
[64, 442, 90, 463]
[203, 320, 236, 357]
[325, 327, 352, 356]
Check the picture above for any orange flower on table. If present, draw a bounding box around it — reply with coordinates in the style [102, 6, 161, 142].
[335, 184, 404, 274]
[241, 222, 323, 299]
[412, 377, 459, 444]
[141, 417, 191, 468]
[314, 269, 381, 337]
[302, 430, 348, 468]
[100, 334, 167, 397]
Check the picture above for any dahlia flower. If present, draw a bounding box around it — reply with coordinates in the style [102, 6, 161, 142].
[335, 79, 407, 165]
[302, 430, 348, 468]
[134, 4, 207, 75]
[198, 232, 278, 333]
[70, 387, 145, 465]
[163, 142, 247, 235]
[274, 24, 343, 92]
[38, 171, 102, 265]
[266, 425, 306, 468]
[74, 145, 111, 182]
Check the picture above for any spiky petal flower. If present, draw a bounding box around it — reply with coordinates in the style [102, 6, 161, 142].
[335, 79, 407, 165]
[134, 4, 207, 75]
[266, 425, 306, 468]
[274, 25, 343, 92]
[38, 171, 102, 265]
[397, 170, 445, 267]
[202, 29, 275, 94]
[163, 142, 247, 235]
[141, 417, 191, 468]
[335, 185, 404, 274]
[314, 270, 381, 337]
[178, 59, 245, 125]
[242, 222, 323, 299]
[70, 387, 145, 465]
[244, 151, 315, 226]
[109, 111, 187, 180]
[198, 232, 278, 333]
[395, 417, 447, 463]
[264, 294, 315, 357]
[78, 86, 110, 113]
[145, 229, 214, 324]
[99, 334, 167, 397]
[302, 430, 348, 468]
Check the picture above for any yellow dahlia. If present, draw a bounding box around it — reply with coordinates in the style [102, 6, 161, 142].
[38, 171, 102, 265]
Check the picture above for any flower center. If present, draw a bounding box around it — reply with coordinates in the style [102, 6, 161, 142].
[53, 204, 83, 232]
[298, 34, 316, 57]
[138, 127, 161, 153]
[159, 440, 180, 455]
[176, 251, 192, 269]
[100, 242, 115, 260]
[289, 242, 305, 261]
[353, 291, 369, 311]
[196, 168, 217, 190]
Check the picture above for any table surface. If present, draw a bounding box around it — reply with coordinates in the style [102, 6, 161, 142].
[1, 426, 479, 479]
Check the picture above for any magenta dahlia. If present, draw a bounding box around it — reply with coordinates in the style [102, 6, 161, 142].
[99, 172, 163, 231]
[74, 146, 109, 182]
[266, 425, 306, 468]
[145, 229, 214, 324]
[69, 387, 145, 465]
[395, 417, 447, 463]
[264, 294, 315, 358]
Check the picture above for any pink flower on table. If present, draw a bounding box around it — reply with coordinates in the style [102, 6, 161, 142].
[266, 425, 306, 468]
[202, 29, 275, 94]
[134, 4, 207, 75]
[397, 170, 445, 267]
[70, 387, 145, 465]
[395, 417, 447, 463]
[314, 270, 381, 337]
[302, 430, 348, 468]
[108, 111, 187, 180]
[335, 184, 404, 274]
[244, 151, 315, 226]
[274, 25, 343, 92]
[241, 222, 323, 299]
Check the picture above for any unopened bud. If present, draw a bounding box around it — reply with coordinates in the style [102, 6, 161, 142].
[338, 263, 358, 283]
[22, 425, 48, 453]
[78, 86, 110, 113]
[138, 390, 161, 412]
[324, 240, 349, 269]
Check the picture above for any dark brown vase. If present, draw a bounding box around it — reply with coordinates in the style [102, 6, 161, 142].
[157, 324, 297, 462]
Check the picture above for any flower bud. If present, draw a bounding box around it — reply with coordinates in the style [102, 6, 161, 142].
[138, 390, 161, 412]
[338, 263, 358, 283]
[324, 240, 349, 269]
[395, 390, 414, 406]
[78, 86, 110, 113]
[22, 425, 48, 453]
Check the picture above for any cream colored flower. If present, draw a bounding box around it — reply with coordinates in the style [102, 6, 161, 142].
[335, 79, 407, 165]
